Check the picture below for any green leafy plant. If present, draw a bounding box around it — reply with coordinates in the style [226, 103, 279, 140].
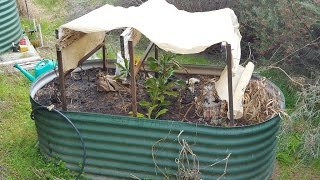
[138, 54, 184, 119]
[114, 58, 130, 79]
[277, 133, 302, 165]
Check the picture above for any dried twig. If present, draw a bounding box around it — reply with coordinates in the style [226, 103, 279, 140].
[152, 130, 171, 179]
[130, 174, 141, 180]
[183, 103, 195, 121]
[176, 130, 200, 180]
[269, 36, 320, 66]
[243, 79, 281, 123]
[209, 153, 232, 180]
[264, 66, 304, 87]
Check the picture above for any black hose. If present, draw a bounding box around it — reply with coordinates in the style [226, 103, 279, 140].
[31, 106, 86, 180]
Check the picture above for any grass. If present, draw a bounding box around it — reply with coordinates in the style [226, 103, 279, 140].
[0, 69, 74, 179]
[258, 68, 320, 179]
[34, 0, 64, 8]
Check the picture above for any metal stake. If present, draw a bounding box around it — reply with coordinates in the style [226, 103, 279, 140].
[154, 45, 159, 78]
[155, 45, 159, 60]
[226, 44, 234, 126]
[57, 49, 67, 111]
[128, 40, 137, 117]
[102, 43, 107, 71]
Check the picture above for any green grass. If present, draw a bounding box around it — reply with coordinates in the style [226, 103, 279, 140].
[0, 69, 73, 179]
[34, 0, 64, 10]
[278, 162, 320, 180]
[20, 17, 64, 41]
[258, 68, 320, 179]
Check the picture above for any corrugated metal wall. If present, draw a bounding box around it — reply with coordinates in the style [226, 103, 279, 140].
[31, 100, 280, 180]
[0, 0, 23, 53]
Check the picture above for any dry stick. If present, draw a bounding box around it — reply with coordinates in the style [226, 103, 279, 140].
[269, 36, 320, 66]
[129, 174, 141, 180]
[152, 130, 171, 180]
[209, 153, 232, 180]
[242, 42, 254, 65]
[267, 66, 304, 87]
[268, 45, 282, 61]
[177, 130, 200, 179]
[32, 168, 43, 179]
[183, 103, 195, 121]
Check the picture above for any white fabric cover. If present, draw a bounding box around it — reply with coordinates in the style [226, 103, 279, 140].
[59, 0, 241, 71]
[58, 0, 253, 119]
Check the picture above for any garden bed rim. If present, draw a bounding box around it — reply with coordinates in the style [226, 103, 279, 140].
[30, 60, 285, 128]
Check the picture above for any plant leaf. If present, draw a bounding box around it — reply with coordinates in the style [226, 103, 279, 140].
[124, 58, 129, 70]
[137, 112, 147, 118]
[175, 80, 185, 86]
[164, 91, 179, 97]
[155, 108, 168, 119]
[139, 100, 152, 107]
[114, 62, 126, 70]
[147, 105, 158, 119]
[159, 100, 171, 106]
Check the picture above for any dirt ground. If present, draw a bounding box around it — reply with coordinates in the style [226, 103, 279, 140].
[34, 67, 281, 127]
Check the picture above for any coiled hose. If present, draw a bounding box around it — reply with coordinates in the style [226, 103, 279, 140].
[31, 106, 86, 180]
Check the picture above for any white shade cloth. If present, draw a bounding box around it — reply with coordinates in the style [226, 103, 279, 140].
[59, 0, 241, 72]
[58, 0, 251, 119]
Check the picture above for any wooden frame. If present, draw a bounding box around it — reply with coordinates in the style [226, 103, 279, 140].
[56, 30, 234, 125]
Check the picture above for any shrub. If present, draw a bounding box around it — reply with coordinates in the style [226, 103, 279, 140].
[234, 0, 319, 61]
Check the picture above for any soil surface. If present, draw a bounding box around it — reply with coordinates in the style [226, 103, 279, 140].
[34, 68, 279, 126]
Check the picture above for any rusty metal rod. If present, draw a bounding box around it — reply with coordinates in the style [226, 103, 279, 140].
[77, 43, 104, 67]
[102, 43, 107, 71]
[155, 44, 159, 60]
[120, 35, 125, 59]
[154, 45, 159, 78]
[226, 44, 234, 126]
[134, 42, 154, 77]
[57, 49, 67, 111]
[128, 40, 137, 117]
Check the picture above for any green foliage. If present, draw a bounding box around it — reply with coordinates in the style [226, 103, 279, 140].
[42, 159, 75, 179]
[114, 58, 130, 79]
[174, 54, 224, 66]
[138, 54, 183, 119]
[235, 0, 319, 59]
[298, 1, 320, 16]
[277, 133, 302, 164]
[34, 0, 64, 9]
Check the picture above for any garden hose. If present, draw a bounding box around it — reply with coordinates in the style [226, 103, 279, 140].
[31, 106, 86, 180]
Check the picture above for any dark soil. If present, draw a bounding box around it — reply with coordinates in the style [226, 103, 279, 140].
[34, 68, 271, 126]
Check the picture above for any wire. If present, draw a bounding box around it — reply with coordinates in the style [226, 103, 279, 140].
[31, 106, 86, 180]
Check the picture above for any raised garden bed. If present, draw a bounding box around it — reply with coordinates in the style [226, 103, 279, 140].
[30, 60, 284, 179]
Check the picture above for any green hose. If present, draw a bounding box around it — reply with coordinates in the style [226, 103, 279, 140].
[31, 106, 86, 180]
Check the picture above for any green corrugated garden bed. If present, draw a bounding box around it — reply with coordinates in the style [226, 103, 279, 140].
[29, 61, 284, 179]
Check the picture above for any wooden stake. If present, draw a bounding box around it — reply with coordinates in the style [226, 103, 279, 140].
[154, 45, 159, 78]
[128, 40, 137, 117]
[226, 44, 234, 126]
[57, 49, 67, 111]
[155, 45, 159, 60]
[102, 43, 107, 71]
